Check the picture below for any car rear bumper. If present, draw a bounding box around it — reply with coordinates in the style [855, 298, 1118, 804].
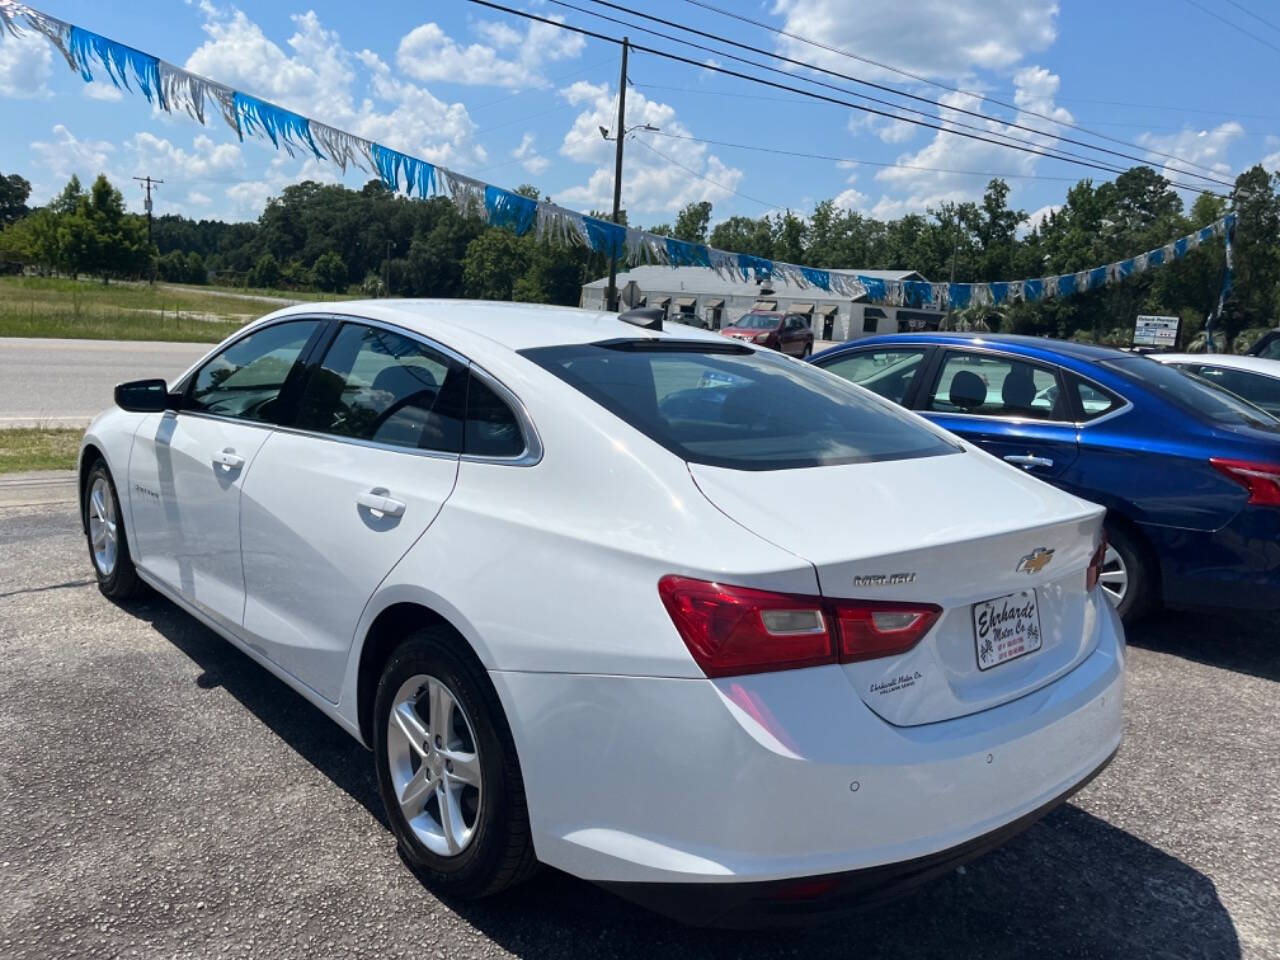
[1145, 508, 1280, 610]
[600, 746, 1118, 928]
[489, 604, 1124, 890]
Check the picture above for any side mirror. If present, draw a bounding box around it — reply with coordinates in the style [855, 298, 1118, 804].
[115, 378, 180, 413]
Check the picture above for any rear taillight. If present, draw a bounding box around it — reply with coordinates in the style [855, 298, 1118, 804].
[1086, 534, 1107, 591]
[657, 576, 940, 677]
[1210, 458, 1280, 507]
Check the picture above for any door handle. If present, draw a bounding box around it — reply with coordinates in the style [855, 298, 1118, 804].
[1004, 454, 1054, 469]
[213, 448, 245, 470]
[356, 490, 406, 518]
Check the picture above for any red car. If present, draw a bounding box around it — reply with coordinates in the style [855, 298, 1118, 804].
[721, 311, 815, 357]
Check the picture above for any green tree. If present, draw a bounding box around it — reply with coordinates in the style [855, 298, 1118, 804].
[0, 172, 31, 226]
[248, 252, 282, 289]
[463, 230, 531, 300]
[1229, 165, 1280, 331]
[312, 251, 348, 292]
[673, 201, 712, 244]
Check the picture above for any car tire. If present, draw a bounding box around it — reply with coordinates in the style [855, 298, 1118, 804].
[83, 460, 145, 602]
[1102, 521, 1155, 625]
[373, 628, 537, 899]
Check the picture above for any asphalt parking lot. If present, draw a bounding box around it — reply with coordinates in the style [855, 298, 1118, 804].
[2, 495, 1277, 959]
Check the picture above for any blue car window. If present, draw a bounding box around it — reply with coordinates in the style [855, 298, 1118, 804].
[1069, 375, 1125, 421]
[927, 352, 1068, 421]
[817, 348, 929, 406]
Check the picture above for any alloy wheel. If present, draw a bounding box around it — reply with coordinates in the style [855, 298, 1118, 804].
[386, 674, 483, 857]
[88, 476, 119, 577]
[1098, 543, 1129, 607]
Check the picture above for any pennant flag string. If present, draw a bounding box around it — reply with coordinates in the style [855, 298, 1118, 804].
[0, 0, 1235, 310]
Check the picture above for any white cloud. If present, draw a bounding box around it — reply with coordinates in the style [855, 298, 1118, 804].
[554, 81, 745, 215]
[83, 81, 124, 102]
[772, 0, 1058, 82]
[30, 125, 117, 193]
[186, 191, 212, 206]
[186, 5, 486, 172]
[396, 17, 584, 88]
[126, 132, 243, 182]
[866, 66, 1073, 219]
[1136, 122, 1243, 185]
[513, 133, 549, 175]
[0, 27, 52, 98]
[1019, 203, 1060, 236]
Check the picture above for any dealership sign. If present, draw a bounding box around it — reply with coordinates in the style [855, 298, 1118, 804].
[1134, 315, 1180, 348]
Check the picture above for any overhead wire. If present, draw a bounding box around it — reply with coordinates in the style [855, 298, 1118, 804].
[462, 0, 1230, 197]
[1221, 0, 1280, 35]
[1178, 0, 1280, 54]
[628, 136, 777, 209]
[577, 0, 1232, 184]
[542, 0, 1232, 188]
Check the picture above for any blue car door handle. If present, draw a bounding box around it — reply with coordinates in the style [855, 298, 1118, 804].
[1004, 454, 1054, 469]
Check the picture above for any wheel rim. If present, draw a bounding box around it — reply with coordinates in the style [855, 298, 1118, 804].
[386, 674, 482, 858]
[87, 477, 118, 577]
[1099, 543, 1129, 607]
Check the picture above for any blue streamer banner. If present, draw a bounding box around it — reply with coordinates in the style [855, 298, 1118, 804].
[0, 3, 1238, 314]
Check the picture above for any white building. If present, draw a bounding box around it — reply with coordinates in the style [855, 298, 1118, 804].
[579, 265, 945, 341]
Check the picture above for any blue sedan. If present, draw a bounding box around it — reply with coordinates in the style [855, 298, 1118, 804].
[811, 332, 1280, 622]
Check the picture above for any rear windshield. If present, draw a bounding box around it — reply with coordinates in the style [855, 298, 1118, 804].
[521, 340, 960, 471]
[1102, 356, 1280, 432]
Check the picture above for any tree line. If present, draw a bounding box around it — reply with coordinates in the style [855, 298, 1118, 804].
[1, 163, 1277, 348]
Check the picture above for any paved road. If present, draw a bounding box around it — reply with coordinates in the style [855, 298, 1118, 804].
[0, 338, 209, 429]
[1, 496, 1276, 959]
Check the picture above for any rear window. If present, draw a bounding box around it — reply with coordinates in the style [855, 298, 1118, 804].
[1102, 356, 1280, 432]
[521, 340, 960, 471]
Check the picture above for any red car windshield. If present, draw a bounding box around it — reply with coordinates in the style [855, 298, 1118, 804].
[731, 313, 780, 330]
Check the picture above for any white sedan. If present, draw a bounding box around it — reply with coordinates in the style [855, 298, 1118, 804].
[1154, 353, 1280, 418]
[80, 300, 1124, 926]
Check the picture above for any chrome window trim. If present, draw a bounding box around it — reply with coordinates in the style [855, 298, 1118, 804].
[461, 363, 544, 467]
[918, 343, 1134, 430]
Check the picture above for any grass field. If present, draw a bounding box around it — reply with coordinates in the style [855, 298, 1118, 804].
[0, 276, 351, 343]
[0, 427, 81, 473]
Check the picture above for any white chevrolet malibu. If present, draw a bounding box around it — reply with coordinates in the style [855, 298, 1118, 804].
[80, 300, 1123, 926]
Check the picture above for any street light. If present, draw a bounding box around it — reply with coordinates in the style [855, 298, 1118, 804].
[599, 123, 660, 141]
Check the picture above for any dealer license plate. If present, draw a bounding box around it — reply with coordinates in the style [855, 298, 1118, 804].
[973, 590, 1042, 671]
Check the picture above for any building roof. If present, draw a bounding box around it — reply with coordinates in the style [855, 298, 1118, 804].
[581, 264, 924, 296]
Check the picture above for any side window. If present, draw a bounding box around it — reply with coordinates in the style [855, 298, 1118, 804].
[1253, 335, 1280, 360]
[188, 319, 320, 422]
[928, 352, 1067, 421]
[296, 323, 466, 453]
[1199, 366, 1280, 414]
[465, 374, 526, 458]
[817, 348, 929, 406]
[1069, 374, 1125, 421]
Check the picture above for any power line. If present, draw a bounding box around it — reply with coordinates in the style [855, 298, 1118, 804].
[630, 135, 777, 208]
[675, 0, 1233, 181]
[643, 129, 1090, 183]
[1222, 0, 1280, 35]
[463, 0, 1230, 197]
[556, 0, 1234, 187]
[1179, 0, 1280, 54]
[630, 82, 1224, 133]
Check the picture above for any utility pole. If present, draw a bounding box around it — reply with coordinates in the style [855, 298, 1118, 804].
[605, 37, 629, 313]
[945, 209, 961, 329]
[133, 175, 163, 285]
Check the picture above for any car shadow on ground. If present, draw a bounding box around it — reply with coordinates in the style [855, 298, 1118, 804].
[128, 593, 1241, 960]
[1126, 608, 1279, 683]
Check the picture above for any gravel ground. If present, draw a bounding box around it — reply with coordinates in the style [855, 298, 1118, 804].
[1, 500, 1276, 959]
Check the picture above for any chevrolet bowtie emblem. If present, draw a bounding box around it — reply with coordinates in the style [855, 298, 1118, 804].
[1017, 547, 1055, 575]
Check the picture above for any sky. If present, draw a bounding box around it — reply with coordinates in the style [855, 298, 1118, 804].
[1, 0, 1278, 235]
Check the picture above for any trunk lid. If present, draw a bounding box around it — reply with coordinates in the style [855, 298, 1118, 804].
[689, 448, 1107, 726]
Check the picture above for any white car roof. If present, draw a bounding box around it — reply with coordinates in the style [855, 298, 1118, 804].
[1156, 353, 1280, 378]
[261, 299, 727, 357]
